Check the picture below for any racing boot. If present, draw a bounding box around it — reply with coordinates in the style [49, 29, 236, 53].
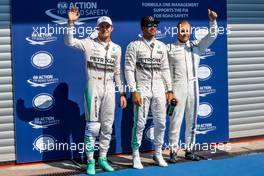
[98, 157, 114, 172]
[86, 159, 96, 175]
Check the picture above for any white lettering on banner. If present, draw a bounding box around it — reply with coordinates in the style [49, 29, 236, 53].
[199, 86, 216, 97]
[29, 116, 60, 129]
[142, 2, 199, 7]
[33, 135, 101, 154]
[26, 32, 57, 45]
[142, 2, 199, 19]
[26, 29, 57, 45]
[27, 75, 59, 87]
[146, 26, 228, 39]
[46, 1, 109, 25]
[200, 48, 216, 59]
[69, 2, 97, 9]
[196, 123, 217, 135]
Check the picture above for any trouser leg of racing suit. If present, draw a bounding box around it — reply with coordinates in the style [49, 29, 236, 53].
[169, 80, 199, 152]
[131, 83, 166, 152]
[185, 80, 199, 151]
[131, 93, 151, 151]
[98, 83, 115, 157]
[169, 83, 187, 151]
[84, 79, 115, 160]
[151, 88, 166, 152]
[84, 79, 98, 160]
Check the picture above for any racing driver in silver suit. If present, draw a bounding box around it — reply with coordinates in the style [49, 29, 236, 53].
[125, 16, 174, 169]
[65, 7, 127, 175]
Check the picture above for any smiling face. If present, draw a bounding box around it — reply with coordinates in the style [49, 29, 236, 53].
[97, 22, 113, 41]
[142, 23, 158, 40]
[177, 21, 191, 43]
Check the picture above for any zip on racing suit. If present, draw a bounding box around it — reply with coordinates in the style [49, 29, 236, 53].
[65, 25, 125, 158]
[167, 20, 218, 151]
[125, 37, 172, 152]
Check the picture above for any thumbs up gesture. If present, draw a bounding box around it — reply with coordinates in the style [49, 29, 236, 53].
[208, 9, 218, 21]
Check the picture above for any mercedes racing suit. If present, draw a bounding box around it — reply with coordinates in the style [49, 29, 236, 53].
[125, 38, 172, 152]
[167, 20, 218, 150]
[65, 25, 124, 157]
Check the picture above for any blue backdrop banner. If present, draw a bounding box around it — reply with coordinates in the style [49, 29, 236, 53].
[12, 0, 228, 163]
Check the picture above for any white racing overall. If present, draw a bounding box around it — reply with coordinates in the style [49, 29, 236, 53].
[167, 20, 218, 150]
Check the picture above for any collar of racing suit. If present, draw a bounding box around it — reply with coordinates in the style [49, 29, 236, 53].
[176, 40, 191, 48]
[95, 37, 112, 49]
[142, 37, 156, 48]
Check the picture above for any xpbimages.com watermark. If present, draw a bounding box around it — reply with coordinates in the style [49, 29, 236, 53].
[85, 83, 174, 94]
[163, 141, 232, 154]
[33, 140, 100, 153]
[32, 24, 97, 38]
[31, 23, 232, 38]
[32, 139, 232, 154]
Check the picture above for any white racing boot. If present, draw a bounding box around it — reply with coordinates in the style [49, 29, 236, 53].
[153, 151, 168, 167]
[132, 150, 144, 169]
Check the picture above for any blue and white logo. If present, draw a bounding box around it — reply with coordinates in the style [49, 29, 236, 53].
[31, 51, 53, 69]
[26, 32, 57, 45]
[33, 135, 57, 153]
[198, 65, 212, 81]
[199, 86, 216, 97]
[46, 2, 108, 25]
[57, 2, 68, 9]
[29, 116, 60, 129]
[27, 75, 59, 87]
[145, 125, 154, 142]
[196, 123, 216, 135]
[32, 93, 55, 111]
[200, 48, 215, 59]
[198, 102, 213, 119]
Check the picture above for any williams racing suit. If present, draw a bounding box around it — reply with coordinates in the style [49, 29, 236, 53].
[125, 37, 172, 152]
[65, 25, 124, 158]
[167, 20, 218, 150]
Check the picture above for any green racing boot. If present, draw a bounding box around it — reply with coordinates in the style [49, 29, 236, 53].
[98, 157, 114, 172]
[86, 159, 95, 175]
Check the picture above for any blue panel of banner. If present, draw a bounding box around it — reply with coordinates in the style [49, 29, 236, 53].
[12, 0, 228, 163]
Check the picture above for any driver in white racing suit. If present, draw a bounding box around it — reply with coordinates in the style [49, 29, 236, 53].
[65, 7, 127, 175]
[167, 9, 218, 162]
[125, 16, 174, 169]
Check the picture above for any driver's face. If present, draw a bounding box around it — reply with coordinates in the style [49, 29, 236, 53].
[178, 22, 191, 43]
[98, 22, 113, 39]
[142, 23, 158, 38]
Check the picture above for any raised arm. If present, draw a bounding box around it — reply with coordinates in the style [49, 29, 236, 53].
[64, 7, 88, 51]
[196, 9, 218, 53]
